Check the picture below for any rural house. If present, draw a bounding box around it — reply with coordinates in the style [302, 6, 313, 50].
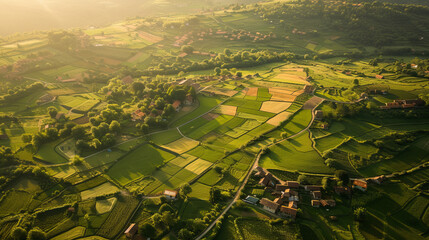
[260, 198, 280, 213]
[288, 201, 298, 209]
[285, 181, 300, 189]
[334, 186, 350, 195]
[132, 109, 145, 121]
[311, 191, 322, 200]
[164, 190, 178, 200]
[280, 206, 297, 219]
[311, 200, 321, 208]
[353, 180, 367, 192]
[172, 100, 182, 112]
[304, 185, 322, 191]
[275, 184, 288, 192]
[274, 197, 284, 205]
[244, 195, 259, 205]
[124, 223, 138, 239]
[320, 199, 336, 207]
[259, 176, 275, 187]
[184, 94, 194, 105]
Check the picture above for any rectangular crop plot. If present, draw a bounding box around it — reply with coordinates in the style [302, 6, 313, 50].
[267, 111, 293, 126]
[189, 182, 211, 200]
[214, 105, 237, 116]
[269, 87, 298, 102]
[80, 182, 120, 200]
[107, 144, 175, 186]
[187, 115, 234, 140]
[169, 154, 198, 168]
[150, 128, 182, 145]
[246, 87, 258, 96]
[270, 73, 309, 85]
[187, 146, 224, 163]
[260, 101, 292, 113]
[185, 159, 212, 175]
[162, 137, 199, 154]
[51, 226, 86, 240]
[260, 133, 333, 174]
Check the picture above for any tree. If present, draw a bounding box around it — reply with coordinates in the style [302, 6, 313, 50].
[140, 123, 149, 134]
[280, 132, 288, 139]
[181, 45, 194, 54]
[72, 155, 84, 165]
[21, 134, 32, 143]
[353, 79, 359, 86]
[27, 228, 47, 240]
[71, 126, 86, 140]
[180, 183, 192, 197]
[159, 203, 175, 213]
[109, 120, 121, 134]
[236, 71, 242, 78]
[214, 67, 221, 75]
[139, 223, 156, 239]
[178, 228, 194, 240]
[322, 177, 333, 191]
[131, 81, 145, 94]
[214, 166, 223, 174]
[11, 227, 27, 240]
[209, 187, 222, 204]
[47, 107, 57, 118]
[335, 170, 349, 186]
[354, 207, 367, 221]
[297, 174, 309, 184]
[151, 213, 164, 230]
[161, 211, 175, 227]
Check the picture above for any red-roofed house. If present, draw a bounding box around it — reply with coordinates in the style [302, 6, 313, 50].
[286, 181, 300, 188]
[280, 206, 297, 219]
[164, 190, 178, 200]
[375, 75, 384, 79]
[320, 199, 336, 207]
[260, 198, 279, 213]
[172, 100, 182, 112]
[353, 180, 367, 192]
[122, 75, 134, 85]
[132, 109, 145, 121]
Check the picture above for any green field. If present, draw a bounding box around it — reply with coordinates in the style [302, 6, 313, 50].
[107, 144, 175, 185]
[260, 132, 333, 174]
[171, 95, 223, 127]
[0, 190, 31, 216]
[80, 182, 120, 200]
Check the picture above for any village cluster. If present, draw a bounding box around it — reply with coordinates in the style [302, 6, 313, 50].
[242, 167, 386, 221]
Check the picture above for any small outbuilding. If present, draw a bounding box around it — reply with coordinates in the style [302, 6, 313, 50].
[164, 190, 179, 200]
[124, 223, 138, 239]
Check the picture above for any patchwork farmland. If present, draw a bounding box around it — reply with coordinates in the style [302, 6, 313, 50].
[0, 1, 429, 239]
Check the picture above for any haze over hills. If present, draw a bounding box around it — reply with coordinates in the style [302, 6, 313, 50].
[0, 0, 258, 36]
